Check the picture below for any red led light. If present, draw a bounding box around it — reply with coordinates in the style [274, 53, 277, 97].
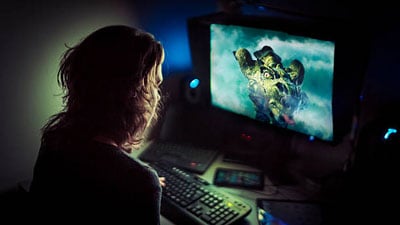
[240, 133, 252, 141]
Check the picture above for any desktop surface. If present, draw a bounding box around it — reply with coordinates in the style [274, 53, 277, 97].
[131, 141, 324, 225]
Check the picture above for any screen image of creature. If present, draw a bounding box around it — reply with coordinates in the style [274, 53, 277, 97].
[210, 24, 335, 141]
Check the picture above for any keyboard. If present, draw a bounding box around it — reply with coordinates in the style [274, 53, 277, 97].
[139, 141, 219, 174]
[151, 162, 252, 225]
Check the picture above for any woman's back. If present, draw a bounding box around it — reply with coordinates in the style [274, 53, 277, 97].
[30, 128, 162, 221]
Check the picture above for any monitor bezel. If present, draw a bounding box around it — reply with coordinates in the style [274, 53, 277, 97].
[187, 12, 369, 146]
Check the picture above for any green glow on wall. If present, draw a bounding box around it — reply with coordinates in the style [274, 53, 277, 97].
[31, 8, 138, 134]
[0, 2, 140, 186]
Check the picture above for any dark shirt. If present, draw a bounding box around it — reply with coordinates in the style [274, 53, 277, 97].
[29, 131, 162, 223]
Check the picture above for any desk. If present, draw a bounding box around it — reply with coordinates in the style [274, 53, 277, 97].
[130, 141, 322, 225]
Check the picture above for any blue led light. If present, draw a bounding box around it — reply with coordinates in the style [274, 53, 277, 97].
[257, 5, 266, 11]
[309, 136, 315, 141]
[384, 128, 397, 140]
[189, 78, 200, 89]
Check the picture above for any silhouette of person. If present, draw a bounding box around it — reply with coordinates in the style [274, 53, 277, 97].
[29, 25, 165, 222]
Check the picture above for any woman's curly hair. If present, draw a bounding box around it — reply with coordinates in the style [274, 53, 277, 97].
[42, 25, 164, 152]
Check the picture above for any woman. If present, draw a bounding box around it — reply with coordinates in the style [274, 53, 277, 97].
[30, 25, 165, 222]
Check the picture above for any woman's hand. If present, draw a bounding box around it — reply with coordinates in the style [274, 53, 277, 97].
[159, 177, 166, 187]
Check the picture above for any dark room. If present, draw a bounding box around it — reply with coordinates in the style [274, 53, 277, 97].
[1, 0, 398, 224]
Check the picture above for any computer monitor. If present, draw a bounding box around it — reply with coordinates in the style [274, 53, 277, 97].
[186, 11, 369, 183]
[210, 22, 334, 142]
[188, 12, 368, 144]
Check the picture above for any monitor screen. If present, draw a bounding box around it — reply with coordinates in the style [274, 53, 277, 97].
[187, 12, 369, 148]
[210, 23, 335, 142]
[185, 11, 369, 184]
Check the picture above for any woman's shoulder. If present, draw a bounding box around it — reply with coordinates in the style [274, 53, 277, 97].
[90, 141, 160, 187]
[119, 151, 160, 185]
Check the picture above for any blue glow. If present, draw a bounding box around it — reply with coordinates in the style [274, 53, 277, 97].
[309, 136, 315, 141]
[133, 1, 216, 76]
[189, 78, 200, 89]
[257, 5, 266, 11]
[158, 27, 192, 76]
[384, 128, 397, 140]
